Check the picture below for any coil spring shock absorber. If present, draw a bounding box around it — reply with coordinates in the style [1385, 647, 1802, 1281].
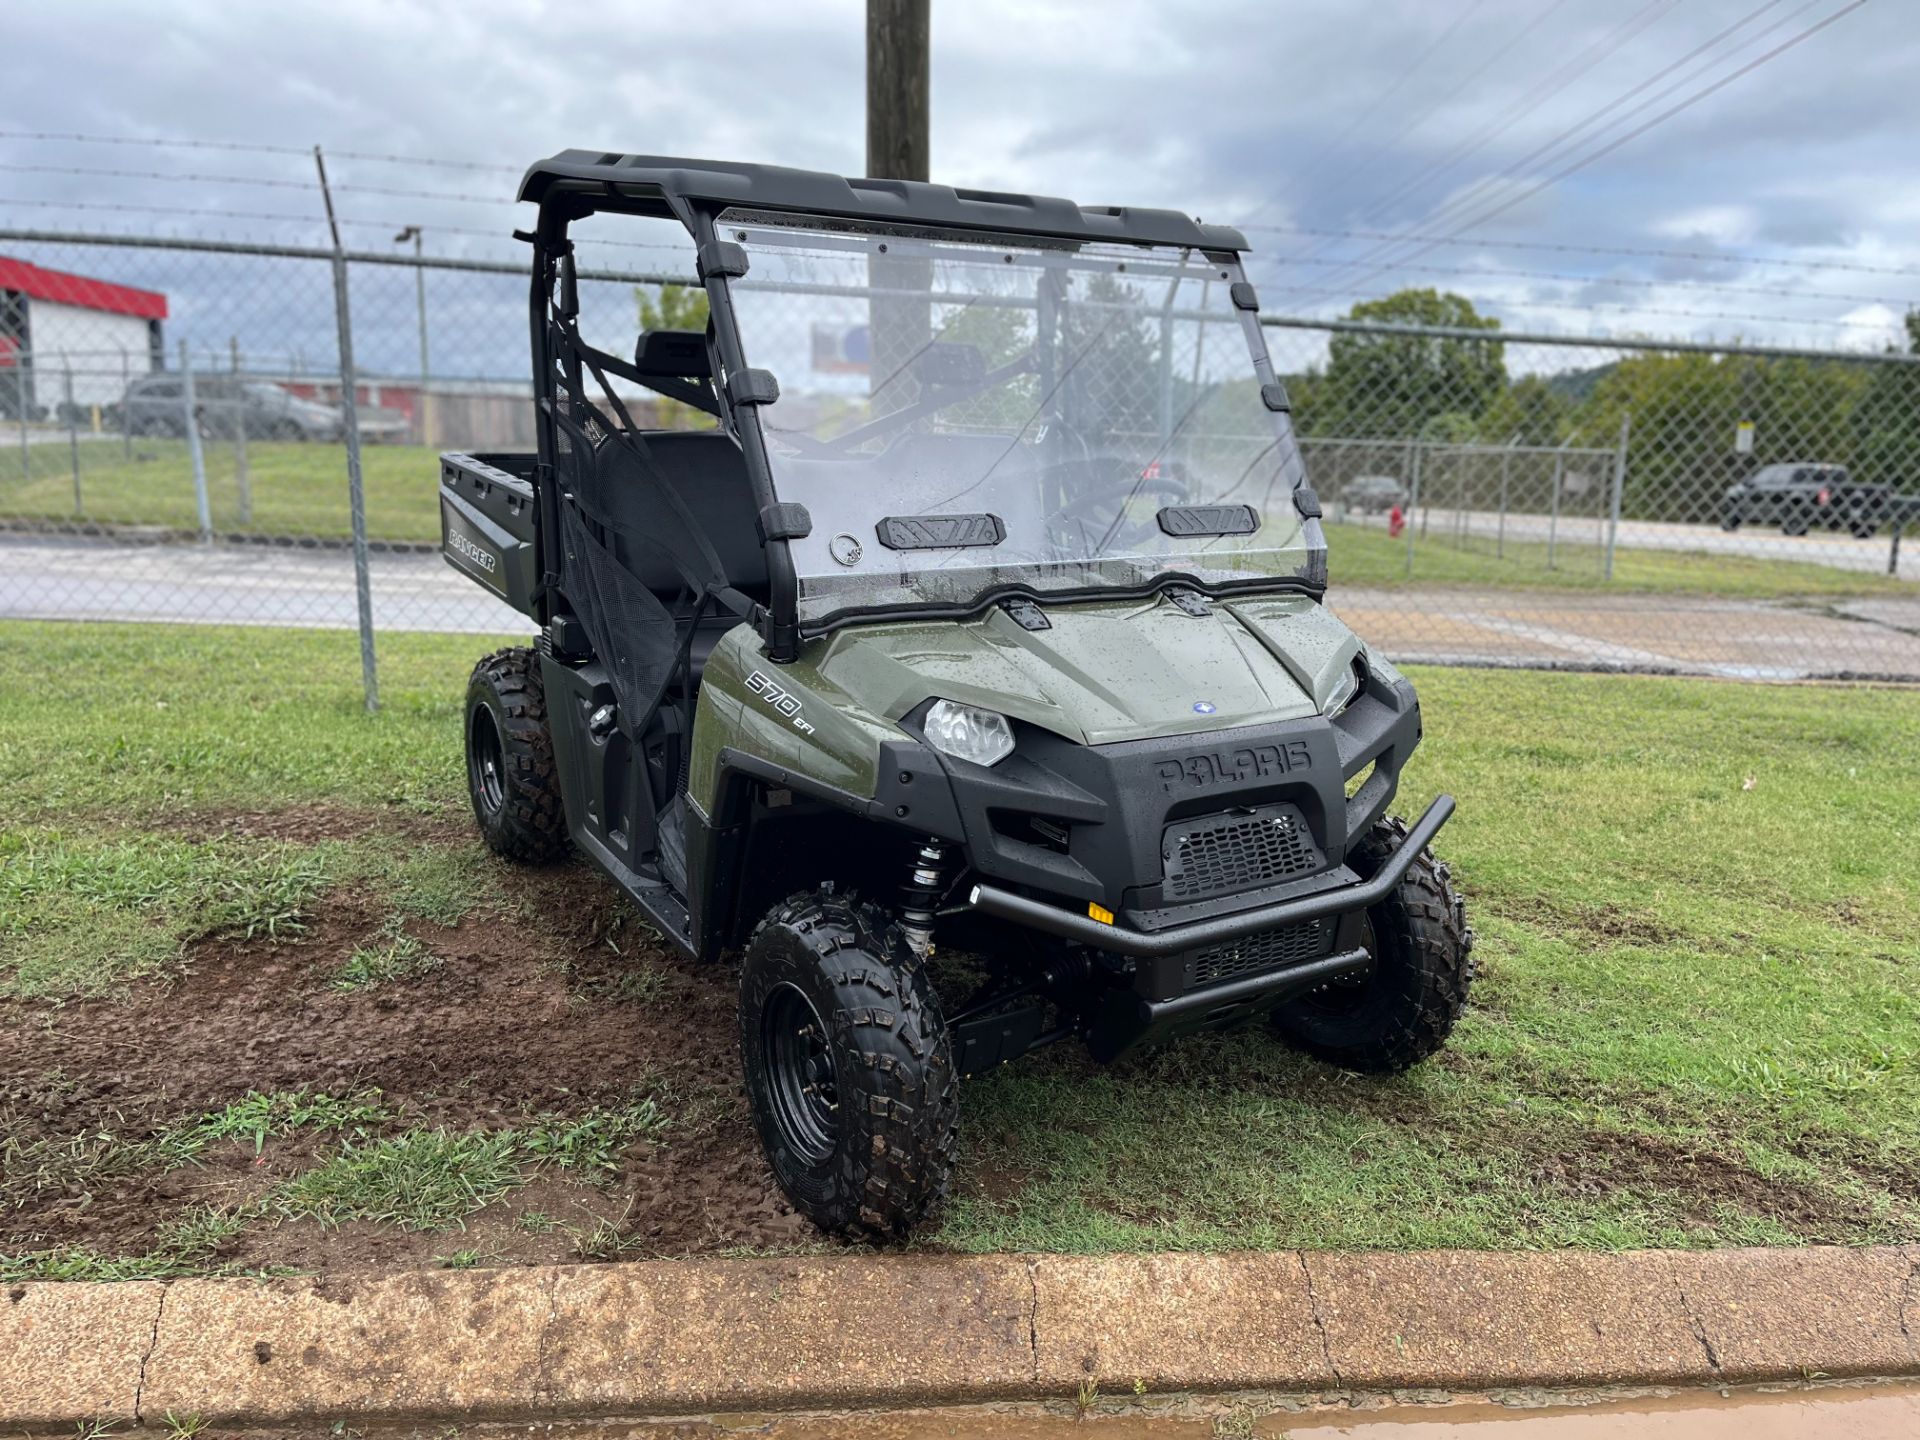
[897, 838, 954, 960]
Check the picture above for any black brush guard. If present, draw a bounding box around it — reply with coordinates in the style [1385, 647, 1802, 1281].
[967, 795, 1454, 1060]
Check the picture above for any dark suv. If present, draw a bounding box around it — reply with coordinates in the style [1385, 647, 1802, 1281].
[1722, 463, 1890, 538]
[121, 375, 344, 442]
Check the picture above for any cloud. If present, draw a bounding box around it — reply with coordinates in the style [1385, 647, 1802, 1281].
[2, 0, 1914, 366]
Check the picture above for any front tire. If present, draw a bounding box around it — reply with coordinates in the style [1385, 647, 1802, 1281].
[464, 647, 567, 863]
[1270, 814, 1474, 1074]
[740, 892, 960, 1241]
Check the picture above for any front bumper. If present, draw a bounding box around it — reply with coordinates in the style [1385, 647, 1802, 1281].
[968, 795, 1454, 1061]
[968, 794, 1452, 958]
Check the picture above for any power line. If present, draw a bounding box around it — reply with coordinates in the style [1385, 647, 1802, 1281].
[1353, 0, 1682, 228]
[1349, 0, 1580, 185]
[1403, 0, 1805, 245]
[1322, 2, 1871, 304]
[1249, 2, 1488, 225]
[1295, 0, 1817, 297]
[1276, 0, 1679, 275]
[1238, 225, 1920, 282]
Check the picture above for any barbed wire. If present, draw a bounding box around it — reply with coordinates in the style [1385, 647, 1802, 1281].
[0, 129, 521, 173]
[1245, 252, 1914, 311]
[0, 162, 514, 207]
[1237, 224, 1920, 282]
[1274, 283, 1902, 333]
[0, 196, 691, 261]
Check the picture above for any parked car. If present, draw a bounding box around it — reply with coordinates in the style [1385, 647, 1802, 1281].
[353, 403, 412, 444]
[1342, 474, 1406, 515]
[1722, 463, 1891, 538]
[121, 374, 345, 442]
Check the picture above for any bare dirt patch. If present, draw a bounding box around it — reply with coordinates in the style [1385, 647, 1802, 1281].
[1520, 1125, 1883, 1242]
[1490, 895, 1687, 948]
[155, 801, 470, 847]
[0, 848, 819, 1272]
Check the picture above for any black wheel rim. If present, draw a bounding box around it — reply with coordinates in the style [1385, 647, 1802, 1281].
[761, 982, 839, 1165]
[468, 702, 507, 815]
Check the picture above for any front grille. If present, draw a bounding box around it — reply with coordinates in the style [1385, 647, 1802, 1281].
[1163, 804, 1321, 901]
[1187, 917, 1336, 989]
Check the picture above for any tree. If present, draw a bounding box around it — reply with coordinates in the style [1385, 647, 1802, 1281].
[1316, 289, 1505, 440]
[1572, 349, 1868, 521]
[635, 283, 709, 335]
[1479, 375, 1572, 446]
[1851, 309, 1920, 488]
[633, 284, 713, 430]
[1056, 272, 1162, 446]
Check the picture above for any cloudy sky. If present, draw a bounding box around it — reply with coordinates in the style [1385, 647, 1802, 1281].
[4, 0, 1915, 378]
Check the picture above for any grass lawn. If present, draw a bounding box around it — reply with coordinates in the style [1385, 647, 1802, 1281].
[1, 620, 1917, 1275]
[1, 437, 440, 542]
[2, 436, 1906, 603]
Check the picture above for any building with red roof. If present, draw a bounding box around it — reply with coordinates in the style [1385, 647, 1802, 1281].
[0, 256, 168, 419]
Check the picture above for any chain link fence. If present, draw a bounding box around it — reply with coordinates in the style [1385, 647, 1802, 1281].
[3, 226, 1918, 703]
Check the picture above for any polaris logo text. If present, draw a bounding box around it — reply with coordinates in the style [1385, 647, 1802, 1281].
[448, 530, 498, 574]
[1155, 741, 1312, 793]
[745, 670, 817, 736]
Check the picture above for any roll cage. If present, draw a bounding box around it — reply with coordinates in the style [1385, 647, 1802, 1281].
[518, 151, 1309, 704]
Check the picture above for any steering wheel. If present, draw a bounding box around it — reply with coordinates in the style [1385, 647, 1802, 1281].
[1043, 467, 1191, 553]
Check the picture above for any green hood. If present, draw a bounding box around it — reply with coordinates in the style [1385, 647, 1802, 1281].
[815, 591, 1365, 745]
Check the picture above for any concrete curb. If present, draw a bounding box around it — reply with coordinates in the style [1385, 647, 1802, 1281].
[4, 1245, 1917, 1428]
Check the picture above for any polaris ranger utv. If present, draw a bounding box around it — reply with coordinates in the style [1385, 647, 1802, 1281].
[443, 152, 1473, 1240]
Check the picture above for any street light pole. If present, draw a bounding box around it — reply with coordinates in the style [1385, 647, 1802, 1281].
[395, 226, 430, 447]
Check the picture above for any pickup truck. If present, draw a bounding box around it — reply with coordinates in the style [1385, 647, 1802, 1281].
[1721, 463, 1893, 538]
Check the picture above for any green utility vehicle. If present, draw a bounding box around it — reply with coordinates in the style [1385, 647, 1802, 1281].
[443, 153, 1473, 1239]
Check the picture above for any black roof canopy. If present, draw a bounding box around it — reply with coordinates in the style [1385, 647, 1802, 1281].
[520, 150, 1249, 253]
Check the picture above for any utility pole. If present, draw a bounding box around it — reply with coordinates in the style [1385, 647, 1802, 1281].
[865, 0, 931, 414]
[394, 226, 431, 447]
[866, 0, 930, 181]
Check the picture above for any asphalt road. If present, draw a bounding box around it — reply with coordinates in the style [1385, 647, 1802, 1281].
[3, 533, 1918, 679]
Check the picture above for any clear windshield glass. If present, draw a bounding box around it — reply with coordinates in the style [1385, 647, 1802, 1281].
[720, 213, 1320, 626]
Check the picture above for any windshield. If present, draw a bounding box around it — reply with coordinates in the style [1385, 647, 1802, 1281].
[720, 212, 1321, 627]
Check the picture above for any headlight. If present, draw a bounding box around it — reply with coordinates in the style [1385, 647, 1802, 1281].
[1323, 656, 1368, 716]
[924, 699, 1015, 767]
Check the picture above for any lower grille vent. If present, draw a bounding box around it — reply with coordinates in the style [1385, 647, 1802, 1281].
[1187, 917, 1336, 989]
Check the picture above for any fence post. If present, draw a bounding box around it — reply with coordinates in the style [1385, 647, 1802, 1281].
[1496, 436, 1517, 561]
[1603, 412, 1631, 582]
[15, 360, 28, 479]
[1404, 440, 1423, 577]
[1547, 443, 1567, 571]
[120, 349, 133, 461]
[316, 145, 380, 714]
[416, 251, 433, 448]
[63, 366, 82, 515]
[180, 340, 213, 543]
[230, 335, 252, 526]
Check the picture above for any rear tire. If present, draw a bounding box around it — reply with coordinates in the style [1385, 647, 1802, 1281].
[1269, 814, 1474, 1074]
[464, 647, 567, 863]
[740, 891, 960, 1242]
